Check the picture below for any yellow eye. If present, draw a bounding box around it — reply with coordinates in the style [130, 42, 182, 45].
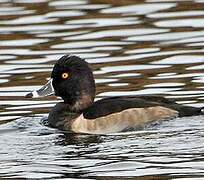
[61, 72, 69, 79]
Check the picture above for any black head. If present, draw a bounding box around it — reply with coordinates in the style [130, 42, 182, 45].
[25, 55, 96, 112]
[51, 55, 95, 110]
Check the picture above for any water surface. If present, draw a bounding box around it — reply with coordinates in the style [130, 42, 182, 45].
[0, 0, 204, 179]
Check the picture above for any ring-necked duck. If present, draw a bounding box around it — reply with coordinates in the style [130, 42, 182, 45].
[26, 55, 204, 134]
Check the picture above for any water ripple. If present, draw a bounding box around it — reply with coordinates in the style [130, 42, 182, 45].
[0, 0, 204, 179]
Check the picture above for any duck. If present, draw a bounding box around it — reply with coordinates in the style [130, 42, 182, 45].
[25, 54, 204, 134]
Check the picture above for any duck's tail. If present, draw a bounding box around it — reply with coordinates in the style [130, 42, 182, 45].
[200, 107, 204, 114]
[169, 104, 204, 117]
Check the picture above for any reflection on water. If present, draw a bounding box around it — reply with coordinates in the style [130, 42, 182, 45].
[0, 0, 204, 179]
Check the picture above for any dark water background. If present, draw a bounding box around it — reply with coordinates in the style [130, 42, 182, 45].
[0, 0, 204, 179]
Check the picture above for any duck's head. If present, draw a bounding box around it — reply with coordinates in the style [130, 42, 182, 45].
[26, 55, 95, 111]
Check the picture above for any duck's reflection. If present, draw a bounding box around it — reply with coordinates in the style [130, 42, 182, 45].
[56, 132, 103, 146]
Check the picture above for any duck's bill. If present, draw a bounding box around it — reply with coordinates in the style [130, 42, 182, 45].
[25, 79, 54, 98]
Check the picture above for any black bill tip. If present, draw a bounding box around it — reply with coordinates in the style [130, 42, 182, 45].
[25, 92, 33, 98]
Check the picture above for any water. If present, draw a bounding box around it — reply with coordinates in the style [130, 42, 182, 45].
[0, 0, 204, 179]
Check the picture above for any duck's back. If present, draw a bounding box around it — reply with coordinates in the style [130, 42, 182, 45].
[83, 95, 202, 119]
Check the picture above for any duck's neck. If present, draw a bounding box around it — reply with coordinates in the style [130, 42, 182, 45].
[68, 93, 94, 112]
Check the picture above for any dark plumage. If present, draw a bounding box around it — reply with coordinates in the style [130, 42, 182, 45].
[26, 55, 204, 134]
[83, 96, 202, 119]
[51, 55, 95, 108]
